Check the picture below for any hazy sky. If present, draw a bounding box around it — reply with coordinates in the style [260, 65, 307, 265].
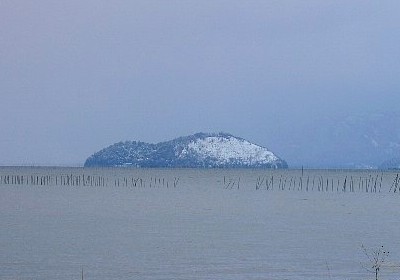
[1, 0, 400, 166]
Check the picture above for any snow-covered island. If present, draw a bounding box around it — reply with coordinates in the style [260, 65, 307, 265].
[84, 132, 288, 168]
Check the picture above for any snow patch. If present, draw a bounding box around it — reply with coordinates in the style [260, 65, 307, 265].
[185, 136, 278, 165]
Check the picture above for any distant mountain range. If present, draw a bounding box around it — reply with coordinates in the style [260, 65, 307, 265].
[84, 132, 288, 168]
[379, 158, 400, 170]
[277, 111, 400, 169]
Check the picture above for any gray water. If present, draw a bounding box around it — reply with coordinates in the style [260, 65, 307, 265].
[1, 167, 400, 280]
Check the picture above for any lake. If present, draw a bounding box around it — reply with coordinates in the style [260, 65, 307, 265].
[1, 167, 400, 279]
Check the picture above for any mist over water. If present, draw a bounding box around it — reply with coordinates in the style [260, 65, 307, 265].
[2, 1, 400, 279]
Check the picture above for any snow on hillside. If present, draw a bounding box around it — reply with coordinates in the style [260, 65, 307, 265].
[183, 135, 278, 165]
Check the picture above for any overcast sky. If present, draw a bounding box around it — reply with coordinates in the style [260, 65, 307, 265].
[1, 0, 400, 166]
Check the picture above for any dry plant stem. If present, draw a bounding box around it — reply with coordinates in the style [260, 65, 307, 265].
[361, 245, 389, 280]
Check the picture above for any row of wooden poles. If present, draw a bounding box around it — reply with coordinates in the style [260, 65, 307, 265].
[114, 176, 180, 188]
[254, 173, 400, 193]
[222, 173, 400, 193]
[2, 173, 399, 193]
[0, 174, 106, 187]
[0, 174, 180, 188]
